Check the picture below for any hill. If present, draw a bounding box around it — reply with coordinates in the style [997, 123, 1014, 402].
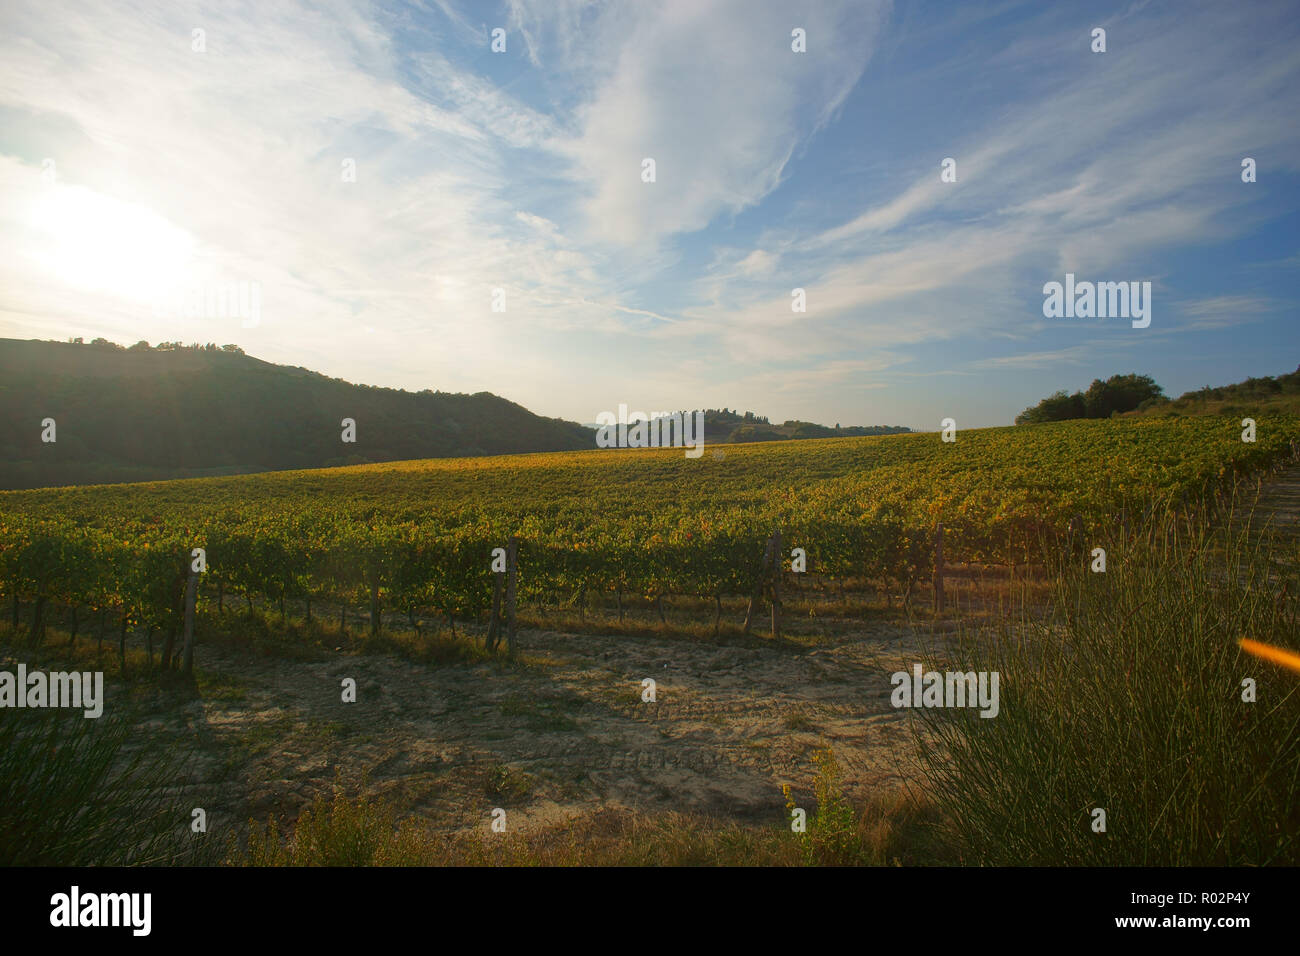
[0, 338, 593, 489]
[615, 408, 910, 445]
[1124, 365, 1300, 419]
[1017, 366, 1300, 425]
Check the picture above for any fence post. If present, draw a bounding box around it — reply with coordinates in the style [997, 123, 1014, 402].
[369, 578, 381, 636]
[771, 529, 783, 639]
[934, 522, 945, 613]
[181, 570, 198, 676]
[505, 536, 519, 657]
[487, 548, 504, 651]
[743, 534, 773, 635]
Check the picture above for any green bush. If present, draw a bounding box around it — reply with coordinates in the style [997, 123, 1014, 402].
[916, 511, 1300, 865]
[235, 778, 431, 866]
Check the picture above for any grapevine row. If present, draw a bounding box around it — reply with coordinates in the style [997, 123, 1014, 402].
[2, 417, 1294, 645]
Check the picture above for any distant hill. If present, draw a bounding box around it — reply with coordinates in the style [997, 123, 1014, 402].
[1123, 365, 1300, 419]
[1017, 366, 1300, 425]
[591, 408, 910, 445]
[0, 338, 593, 489]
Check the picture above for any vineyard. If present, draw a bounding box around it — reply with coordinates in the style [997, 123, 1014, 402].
[2, 416, 1297, 654]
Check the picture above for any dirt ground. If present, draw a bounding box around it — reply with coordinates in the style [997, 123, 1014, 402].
[119, 610, 951, 839]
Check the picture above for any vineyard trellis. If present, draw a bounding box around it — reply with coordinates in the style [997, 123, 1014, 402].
[2, 416, 1297, 665]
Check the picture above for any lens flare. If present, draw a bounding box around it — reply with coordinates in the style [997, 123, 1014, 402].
[1239, 638, 1300, 675]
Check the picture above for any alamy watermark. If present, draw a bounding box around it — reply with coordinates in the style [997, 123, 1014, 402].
[890, 663, 999, 718]
[595, 405, 706, 458]
[50, 886, 150, 936]
[1042, 273, 1151, 329]
[151, 280, 261, 328]
[0, 664, 103, 718]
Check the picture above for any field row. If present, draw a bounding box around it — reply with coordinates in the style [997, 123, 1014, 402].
[2, 416, 1296, 639]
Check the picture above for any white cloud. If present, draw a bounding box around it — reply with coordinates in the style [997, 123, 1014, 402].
[0, 0, 1296, 428]
[972, 346, 1094, 370]
[531, 0, 890, 246]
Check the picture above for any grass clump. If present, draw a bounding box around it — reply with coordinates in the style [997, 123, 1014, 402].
[228, 757, 948, 866]
[0, 706, 208, 865]
[781, 746, 948, 866]
[235, 778, 432, 866]
[916, 511, 1300, 865]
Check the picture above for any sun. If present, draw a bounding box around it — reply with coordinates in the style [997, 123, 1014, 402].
[27, 184, 196, 302]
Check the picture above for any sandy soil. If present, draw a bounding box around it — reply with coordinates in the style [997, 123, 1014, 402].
[122, 616, 948, 837]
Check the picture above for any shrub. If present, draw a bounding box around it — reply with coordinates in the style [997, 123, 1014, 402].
[915, 511, 1300, 865]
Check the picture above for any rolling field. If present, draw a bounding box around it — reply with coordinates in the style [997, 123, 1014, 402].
[3, 415, 1299, 866]
[3, 415, 1296, 634]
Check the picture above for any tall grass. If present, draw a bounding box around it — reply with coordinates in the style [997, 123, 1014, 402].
[0, 706, 209, 865]
[915, 509, 1300, 865]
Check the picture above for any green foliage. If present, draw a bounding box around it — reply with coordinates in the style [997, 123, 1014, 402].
[1017, 373, 1163, 424]
[916, 511, 1300, 865]
[0, 706, 201, 865]
[728, 425, 785, 443]
[1176, 365, 1300, 404]
[1129, 365, 1300, 419]
[781, 747, 946, 865]
[2, 416, 1297, 638]
[803, 747, 860, 864]
[236, 778, 430, 866]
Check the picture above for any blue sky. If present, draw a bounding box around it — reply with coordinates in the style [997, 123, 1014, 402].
[0, 0, 1296, 429]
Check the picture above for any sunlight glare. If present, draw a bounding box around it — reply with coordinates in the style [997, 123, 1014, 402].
[28, 185, 196, 302]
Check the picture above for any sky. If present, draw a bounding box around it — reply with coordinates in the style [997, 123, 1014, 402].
[0, 0, 1296, 430]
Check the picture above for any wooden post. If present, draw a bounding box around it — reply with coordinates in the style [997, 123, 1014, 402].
[160, 625, 175, 670]
[181, 570, 198, 676]
[505, 536, 518, 656]
[933, 522, 945, 614]
[369, 579, 381, 636]
[743, 535, 773, 635]
[770, 529, 782, 639]
[27, 595, 47, 648]
[487, 560, 504, 650]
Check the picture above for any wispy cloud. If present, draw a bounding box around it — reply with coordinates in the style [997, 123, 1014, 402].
[972, 346, 1094, 370]
[0, 0, 1296, 429]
